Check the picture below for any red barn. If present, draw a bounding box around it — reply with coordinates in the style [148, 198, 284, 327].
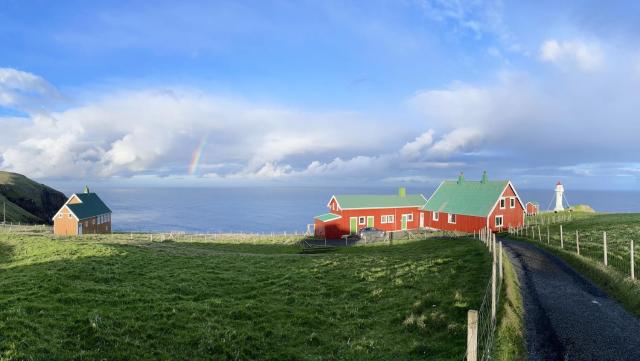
[526, 202, 539, 216]
[314, 188, 427, 239]
[421, 172, 525, 233]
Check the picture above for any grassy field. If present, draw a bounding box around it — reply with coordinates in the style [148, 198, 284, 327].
[509, 212, 640, 317]
[0, 233, 491, 360]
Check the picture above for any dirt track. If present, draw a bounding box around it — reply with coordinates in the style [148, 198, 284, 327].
[503, 239, 640, 361]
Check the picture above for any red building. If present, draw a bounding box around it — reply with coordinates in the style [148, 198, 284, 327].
[421, 172, 525, 233]
[314, 188, 427, 239]
[526, 202, 539, 216]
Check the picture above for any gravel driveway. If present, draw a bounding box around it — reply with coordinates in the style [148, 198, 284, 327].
[502, 239, 640, 361]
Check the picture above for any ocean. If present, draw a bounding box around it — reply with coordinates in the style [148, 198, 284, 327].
[56, 186, 640, 233]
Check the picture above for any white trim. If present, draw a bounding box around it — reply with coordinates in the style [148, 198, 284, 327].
[52, 204, 79, 222]
[510, 197, 516, 209]
[499, 197, 506, 209]
[448, 213, 457, 224]
[433, 211, 439, 221]
[495, 215, 504, 227]
[358, 216, 366, 225]
[403, 213, 414, 222]
[328, 195, 428, 211]
[486, 181, 526, 217]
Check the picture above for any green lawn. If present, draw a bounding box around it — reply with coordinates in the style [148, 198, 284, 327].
[0, 234, 491, 361]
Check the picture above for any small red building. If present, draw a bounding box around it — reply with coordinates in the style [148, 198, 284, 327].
[421, 172, 525, 233]
[526, 202, 539, 216]
[314, 188, 427, 239]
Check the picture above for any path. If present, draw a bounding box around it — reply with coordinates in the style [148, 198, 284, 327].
[502, 239, 640, 361]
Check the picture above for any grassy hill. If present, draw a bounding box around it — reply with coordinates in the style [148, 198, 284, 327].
[0, 235, 491, 360]
[0, 171, 67, 224]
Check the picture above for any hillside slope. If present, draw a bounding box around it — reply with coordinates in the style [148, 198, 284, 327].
[0, 171, 67, 224]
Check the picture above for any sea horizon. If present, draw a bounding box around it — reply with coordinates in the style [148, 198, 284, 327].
[49, 185, 640, 233]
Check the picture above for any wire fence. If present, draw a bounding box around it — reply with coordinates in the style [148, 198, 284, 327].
[463, 228, 504, 361]
[508, 223, 637, 281]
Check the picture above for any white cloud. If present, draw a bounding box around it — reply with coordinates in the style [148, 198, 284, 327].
[0, 88, 395, 179]
[539, 39, 603, 71]
[428, 127, 484, 158]
[400, 130, 434, 158]
[0, 68, 60, 111]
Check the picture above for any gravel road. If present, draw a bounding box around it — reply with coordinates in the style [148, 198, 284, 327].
[502, 239, 640, 361]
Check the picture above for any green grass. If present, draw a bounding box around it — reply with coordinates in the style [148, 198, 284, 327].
[493, 250, 525, 361]
[509, 212, 640, 318]
[0, 234, 491, 360]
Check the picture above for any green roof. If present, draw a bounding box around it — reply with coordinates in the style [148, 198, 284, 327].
[314, 213, 342, 222]
[334, 194, 427, 209]
[67, 193, 111, 220]
[422, 180, 509, 217]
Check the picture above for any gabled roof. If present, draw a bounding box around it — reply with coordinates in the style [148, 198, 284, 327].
[64, 193, 111, 220]
[331, 194, 427, 210]
[314, 213, 342, 222]
[423, 180, 513, 217]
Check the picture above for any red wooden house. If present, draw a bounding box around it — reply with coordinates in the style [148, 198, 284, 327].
[421, 172, 525, 233]
[314, 188, 427, 239]
[526, 202, 539, 216]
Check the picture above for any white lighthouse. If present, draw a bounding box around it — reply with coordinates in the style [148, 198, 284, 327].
[554, 181, 564, 212]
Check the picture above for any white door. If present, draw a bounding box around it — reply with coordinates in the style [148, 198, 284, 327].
[420, 213, 424, 228]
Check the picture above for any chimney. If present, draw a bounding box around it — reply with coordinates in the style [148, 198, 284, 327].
[84, 185, 90, 194]
[481, 171, 488, 184]
[457, 171, 464, 185]
[398, 187, 406, 197]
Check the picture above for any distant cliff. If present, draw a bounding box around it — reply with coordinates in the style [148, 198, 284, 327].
[0, 171, 67, 224]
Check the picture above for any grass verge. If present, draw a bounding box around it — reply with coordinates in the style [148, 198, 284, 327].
[493, 249, 525, 361]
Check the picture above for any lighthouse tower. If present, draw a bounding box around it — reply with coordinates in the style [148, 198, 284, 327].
[554, 181, 564, 212]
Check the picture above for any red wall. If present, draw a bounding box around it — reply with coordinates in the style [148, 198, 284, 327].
[422, 210, 486, 233]
[488, 184, 525, 231]
[526, 203, 538, 215]
[314, 205, 423, 239]
[421, 183, 525, 233]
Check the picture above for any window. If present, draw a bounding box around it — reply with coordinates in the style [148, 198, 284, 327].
[58, 214, 62, 219]
[448, 214, 457, 224]
[381, 215, 394, 224]
[495, 215, 504, 227]
[358, 216, 366, 225]
[433, 212, 439, 221]
[68, 213, 72, 218]
[387, 215, 394, 223]
[510, 197, 515, 208]
[405, 214, 413, 222]
[500, 198, 506, 209]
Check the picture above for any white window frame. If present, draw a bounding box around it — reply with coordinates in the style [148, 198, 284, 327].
[380, 215, 387, 224]
[388, 215, 394, 223]
[404, 213, 413, 222]
[495, 215, 504, 227]
[510, 197, 515, 209]
[448, 213, 456, 224]
[432, 211, 439, 221]
[499, 197, 506, 209]
[358, 216, 366, 225]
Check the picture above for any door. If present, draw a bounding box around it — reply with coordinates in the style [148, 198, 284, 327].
[420, 213, 424, 228]
[401, 215, 408, 231]
[77, 223, 83, 235]
[349, 217, 357, 235]
[367, 216, 374, 227]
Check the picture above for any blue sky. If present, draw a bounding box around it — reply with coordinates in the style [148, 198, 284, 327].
[1, 0, 640, 190]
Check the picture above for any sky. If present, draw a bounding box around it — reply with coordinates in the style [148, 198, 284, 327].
[1, 0, 640, 190]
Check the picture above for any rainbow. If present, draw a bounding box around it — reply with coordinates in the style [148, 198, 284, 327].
[188, 136, 208, 175]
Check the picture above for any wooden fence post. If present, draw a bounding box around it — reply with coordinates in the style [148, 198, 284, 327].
[603, 231, 608, 266]
[467, 310, 478, 361]
[576, 231, 580, 255]
[499, 241, 503, 280]
[491, 258, 497, 323]
[547, 226, 550, 244]
[560, 225, 564, 249]
[631, 240, 635, 280]
[538, 225, 542, 242]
